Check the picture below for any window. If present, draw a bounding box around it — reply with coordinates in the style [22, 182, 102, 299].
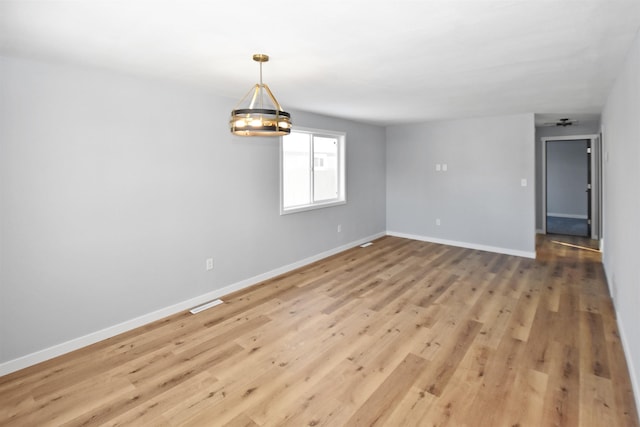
[280, 127, 346, 214]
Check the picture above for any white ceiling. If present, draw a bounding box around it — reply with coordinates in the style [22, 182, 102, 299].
[1, 1, 639, 126]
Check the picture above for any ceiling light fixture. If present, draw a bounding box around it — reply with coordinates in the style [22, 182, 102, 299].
[229, 54, 292, 137]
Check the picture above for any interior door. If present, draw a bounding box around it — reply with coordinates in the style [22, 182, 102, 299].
[545, 139, 590, 237]
[586, 140, 592, 237]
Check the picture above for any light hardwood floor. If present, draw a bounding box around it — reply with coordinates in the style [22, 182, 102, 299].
[1, 235, 638, 426]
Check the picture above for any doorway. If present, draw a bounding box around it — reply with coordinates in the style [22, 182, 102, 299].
[541, 134, 601, 239]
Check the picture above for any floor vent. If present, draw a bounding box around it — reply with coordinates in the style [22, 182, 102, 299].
[360, 242, 373, 248]
[190, 299, 224, 314]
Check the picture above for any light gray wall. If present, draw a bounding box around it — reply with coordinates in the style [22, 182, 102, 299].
[386, 114, 536, 255]
[546, 139, 588, 218]
[534, 123, 600, 230]
[601, 29, 640, 409]
[0, 55, 386, 363]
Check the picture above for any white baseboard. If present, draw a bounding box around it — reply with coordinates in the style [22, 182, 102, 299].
[0, 231, 386, 377]
[386, 231, 536, 259]
[603, 263, 640, 421]
[603, 256, 616, 303]
[536, 228, 545, 234]
[547, 212, 588, 219]
[615, 308, 640, 422]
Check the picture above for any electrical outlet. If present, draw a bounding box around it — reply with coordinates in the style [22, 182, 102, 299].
[436, 218, 441, 226]
[206, 258, 214, 271]
[337, 224, 342, 233]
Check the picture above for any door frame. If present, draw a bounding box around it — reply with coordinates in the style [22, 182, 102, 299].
[541, 134, 601, 239]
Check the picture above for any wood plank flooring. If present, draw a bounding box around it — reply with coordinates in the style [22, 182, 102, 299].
[1, 235, 638, 426]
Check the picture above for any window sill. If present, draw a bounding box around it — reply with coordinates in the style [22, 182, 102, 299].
[280, 200, 346, 215]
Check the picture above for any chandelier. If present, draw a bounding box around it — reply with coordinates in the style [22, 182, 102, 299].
[229, 54, 292, 137]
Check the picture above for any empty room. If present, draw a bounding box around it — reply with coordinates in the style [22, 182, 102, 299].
[1, 1, 640, 426]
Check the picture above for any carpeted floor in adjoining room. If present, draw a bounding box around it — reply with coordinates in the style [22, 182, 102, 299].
[546, 216, 589, 236]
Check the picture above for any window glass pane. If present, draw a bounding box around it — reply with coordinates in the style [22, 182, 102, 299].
[313, 136, 338, 202]
[280, 127, 345, 214]
[282, 132, 311, 208]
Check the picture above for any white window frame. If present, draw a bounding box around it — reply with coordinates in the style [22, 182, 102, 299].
[280, 126, 346, 215]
